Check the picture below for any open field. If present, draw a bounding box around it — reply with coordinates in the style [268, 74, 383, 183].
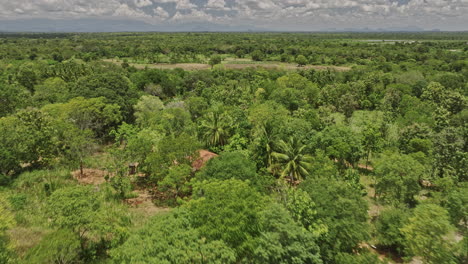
[103, 58, 352, 71]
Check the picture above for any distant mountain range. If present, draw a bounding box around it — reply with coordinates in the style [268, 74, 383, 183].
[0, 18, 447, 33]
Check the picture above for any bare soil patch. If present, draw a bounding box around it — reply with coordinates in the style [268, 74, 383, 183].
[72, 168, 110, 185]
[192, 149, 218, 171]
[126, 189, 171, 217]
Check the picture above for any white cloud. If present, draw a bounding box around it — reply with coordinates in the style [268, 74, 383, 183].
[154, 6, 169, 19]
[206, 0, 228, 10]
[114, 3, 151, 18]
[175, 0, 196, 9]
[134, 0, 153, 8]
[173, 9, 214, 21]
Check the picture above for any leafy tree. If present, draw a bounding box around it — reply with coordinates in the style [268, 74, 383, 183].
[315, 125, 364, 169]
[300, 177, 369, 262]
[275, 73, 320, 108]
[71, 72, 138, 118]
[421, 81, 445, 105]
[32, 77, 69, 105]
[133, 95, 164, 127]
[374, 152, 424, 206]
[433, 127, 466, 181]
[0, 108, 57, 175]
[43, 97, 122, 138]
[15, 64, 38, 91]
[197, 151, 257, 183]
[442, 184, 468, 226]
[375, 207, 410, 255]
[277, 186, 327, 236]
[46, 185, 131, 256]
[251, 50, 264, 61]
[154, 107, 196, 136]
[209, 55, 222, 68]
[111, 212, 236, 264]
[185, 179, 267, 258]
[0, 83, 31, 117]
[308, 150, 339, 179]
[335, 251, 385, 264]
[398, 123, 433, 154]
[145, 133, 200, 181]
[401, 203, 456, 264]
[159, 164, 193, 201]
[271, 136, 313, 183]
[47, 186, 100, 238]
[349, 111, 385, 166]
[252, 203, 322, 264]
[111, 126, 162, 171]
[186, 96, 208, 120]
[296, 55, 308, 66]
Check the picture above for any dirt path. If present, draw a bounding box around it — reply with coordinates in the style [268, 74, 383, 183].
[103, 59, 351, 72]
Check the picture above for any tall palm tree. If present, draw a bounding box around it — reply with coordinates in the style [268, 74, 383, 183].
[199, 111, 233, 148]
[254, 121, 276, 168]
[271, 137, 312, 183]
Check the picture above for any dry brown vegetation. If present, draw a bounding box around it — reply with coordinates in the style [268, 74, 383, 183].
[103, 59, 351, 72]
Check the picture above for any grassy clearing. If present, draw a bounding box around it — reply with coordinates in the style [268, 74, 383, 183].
[103, 58, 352, 72]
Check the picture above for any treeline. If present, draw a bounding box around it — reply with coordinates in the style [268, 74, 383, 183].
[0, 32, 467, 65]
[0, 33, 466, 264]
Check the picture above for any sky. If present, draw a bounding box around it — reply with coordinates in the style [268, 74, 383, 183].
[0, 0, 467, 31]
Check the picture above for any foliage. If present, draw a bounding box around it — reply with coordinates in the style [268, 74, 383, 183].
[46, 185, 131, 258]
[277, 186, 327, 237]
[111, 212, 236, 264]
[296, 55, 308, 66]
[199, 110, 234, 148]
[1, 32, 467, 263]
[252, 203, 322, 264]
[47, 185, 100, 234]
[43, 96, 122, 137]
[185, 179, 266, 257]
[197, 151, 257, 184]
[300, 177, 369, 262]
[23, 229, 81, 264]
[209, 55, 222, 67]
[315, 124, 364, 168]
[159, 164, 193, 202]
[442, 184, 468, 226]
[374, 152, 424, 206]
[401, 203, 457, 264]
[375, 207, 410, 255]
[145, 133, 200, 181]
[0, 194, 15, 264]
[71, 72, 138, 118]
[0, 108, 57, 175]
[271, 136, 313, 182]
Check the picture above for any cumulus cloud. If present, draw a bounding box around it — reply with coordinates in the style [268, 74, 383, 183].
[154, 6, 169, 19]
[0, 0, 466, 30]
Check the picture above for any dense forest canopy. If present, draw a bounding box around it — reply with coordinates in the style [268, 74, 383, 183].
[0, 32, 466, 264]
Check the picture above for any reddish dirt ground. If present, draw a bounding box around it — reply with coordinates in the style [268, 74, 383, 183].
[192, 149, 218, 171]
